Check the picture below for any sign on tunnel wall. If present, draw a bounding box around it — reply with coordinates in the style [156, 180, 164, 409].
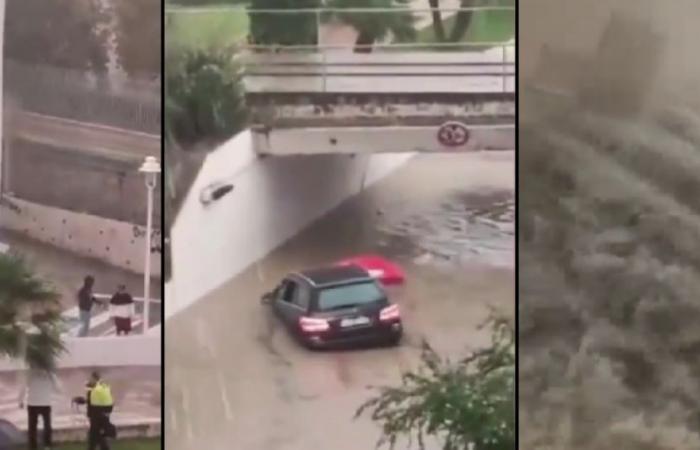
[437, 121, 471, 147]
[253, 124, 514, 155]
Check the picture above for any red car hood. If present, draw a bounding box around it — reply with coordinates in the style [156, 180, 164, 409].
[335, 254, 406, 286]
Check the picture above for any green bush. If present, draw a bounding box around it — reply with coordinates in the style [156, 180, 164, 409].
[165, 46, 248, 148]
[357, 318, 515, 450]
[249, 0, 320, 47]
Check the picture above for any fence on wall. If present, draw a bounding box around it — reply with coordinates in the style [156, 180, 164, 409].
[4, 60, 161, 134]
[2, 61, 162, 225]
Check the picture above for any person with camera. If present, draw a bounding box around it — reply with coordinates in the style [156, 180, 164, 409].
[18, 368, 63, 450]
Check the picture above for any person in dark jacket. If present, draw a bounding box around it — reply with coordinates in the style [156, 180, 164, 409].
[77, 276, 102, 337]
[109, 285, 134, 336]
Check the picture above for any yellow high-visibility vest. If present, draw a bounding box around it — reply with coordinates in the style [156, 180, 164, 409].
[89, 382, 114, 407]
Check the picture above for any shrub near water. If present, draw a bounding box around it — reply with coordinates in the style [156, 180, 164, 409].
[165, 46, 248, 148]
[357, 318, 515, 450]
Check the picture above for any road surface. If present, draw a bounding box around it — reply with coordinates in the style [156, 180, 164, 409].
[10, 111, 160, 161]
[165, 151, 514, 450]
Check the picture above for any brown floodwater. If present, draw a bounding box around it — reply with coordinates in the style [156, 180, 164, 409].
[165, 152, 514, 450]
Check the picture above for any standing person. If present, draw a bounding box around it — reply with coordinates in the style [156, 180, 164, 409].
[77, 276, 102, 337]
[18, 369, 63, 450]
[86, 371, 114, 450]
[109, 285, 134, 336]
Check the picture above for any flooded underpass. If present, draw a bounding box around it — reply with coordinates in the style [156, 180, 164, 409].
[165, 152, 514, 450]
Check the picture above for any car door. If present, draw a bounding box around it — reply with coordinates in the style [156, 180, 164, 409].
[275, 278, 307, 329]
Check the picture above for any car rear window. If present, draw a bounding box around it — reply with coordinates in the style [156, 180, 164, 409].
[317, 282, 384, 311]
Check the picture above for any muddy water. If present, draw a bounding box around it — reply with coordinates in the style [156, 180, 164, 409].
[165, 152, 514, 450]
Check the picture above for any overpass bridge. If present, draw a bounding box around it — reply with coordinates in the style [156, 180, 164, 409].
[242, 43, 515, 155]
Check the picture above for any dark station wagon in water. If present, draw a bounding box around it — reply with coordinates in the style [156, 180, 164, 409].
[262, 265, 403, 349]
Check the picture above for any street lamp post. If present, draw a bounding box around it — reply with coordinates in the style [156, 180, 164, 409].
[139, 156, 161, 334]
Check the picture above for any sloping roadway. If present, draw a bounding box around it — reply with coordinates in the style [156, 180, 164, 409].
[11, 111, 160, 163]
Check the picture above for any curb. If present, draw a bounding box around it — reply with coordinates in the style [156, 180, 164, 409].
[17, 419, 161, 444]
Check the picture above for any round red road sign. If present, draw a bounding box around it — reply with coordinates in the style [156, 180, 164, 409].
[437, 121, 470, 147]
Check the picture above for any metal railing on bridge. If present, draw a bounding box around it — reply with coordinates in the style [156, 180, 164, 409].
[166, 4, 515, 94]
[240, 41, 514, 94]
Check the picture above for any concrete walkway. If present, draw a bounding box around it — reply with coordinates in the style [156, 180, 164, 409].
[12, 111, 159, 162]
[0, 367, 160, 443]
[0, 229, 162, 313]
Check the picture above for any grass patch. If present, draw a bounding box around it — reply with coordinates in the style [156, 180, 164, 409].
[56, 439, 160, 450]
[167, 7, 249, 50]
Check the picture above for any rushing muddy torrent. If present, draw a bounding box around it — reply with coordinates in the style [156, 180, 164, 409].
[520, 79, 700, 450]
[520, 2, 700, 448]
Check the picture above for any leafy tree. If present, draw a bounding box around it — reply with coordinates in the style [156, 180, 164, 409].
[4, 0, 108, 71]
[427, 0, 477, 43]
[113, 0, 162, 77]
[165, 46, 248, 147]
[248, 0, 321, 47]
[0, 254, 64, 372]
[326, 0, 417, 53]
[356, 317, 515, 450]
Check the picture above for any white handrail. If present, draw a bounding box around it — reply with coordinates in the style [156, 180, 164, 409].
[239, 41, 515, 50]
[93, 293, 162, 304]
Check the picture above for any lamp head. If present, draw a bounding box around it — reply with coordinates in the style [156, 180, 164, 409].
[139, 156, 161, 174]
[140, 157, 161, 189]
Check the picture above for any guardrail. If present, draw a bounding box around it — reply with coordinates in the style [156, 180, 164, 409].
[61, 294, 162, 337]
[165, 5, 514, 14]
[168, 4, 514, 93]
[241, 42, 514, 94]
[93, 293, 162, 304]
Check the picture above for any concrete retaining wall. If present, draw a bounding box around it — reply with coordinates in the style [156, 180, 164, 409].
[0, 334, 161, 371]
[168, 130, 412, 318]
[5, 139, 162, 226]
[0, 196, 161, 276]
[253, 125, 515, 155]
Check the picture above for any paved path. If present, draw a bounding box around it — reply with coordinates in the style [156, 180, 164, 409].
[0, 367, 160, 432]
[10, 111, 160, 162]
[0, 230, 161, 312]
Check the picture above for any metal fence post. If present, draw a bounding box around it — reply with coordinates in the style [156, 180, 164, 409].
[315, 8, 321, 46]
[322, 49, 328, 93]
[502, 43, 507, 92]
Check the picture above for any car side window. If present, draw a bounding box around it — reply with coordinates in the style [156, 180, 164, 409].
[294, 283, 311, 310]
[280, 280, 297, 303]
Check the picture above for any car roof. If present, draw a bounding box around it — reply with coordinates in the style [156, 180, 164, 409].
[294, 265, 372, 288]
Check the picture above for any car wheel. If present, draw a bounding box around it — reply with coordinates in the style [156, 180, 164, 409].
[387, 334, 402, 347]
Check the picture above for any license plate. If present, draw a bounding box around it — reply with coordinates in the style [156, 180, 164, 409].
[340, 316, 371, 327]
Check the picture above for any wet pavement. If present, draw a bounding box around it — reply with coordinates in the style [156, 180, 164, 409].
[0, 366, 160, 431]
[165, 152, 514, 450]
